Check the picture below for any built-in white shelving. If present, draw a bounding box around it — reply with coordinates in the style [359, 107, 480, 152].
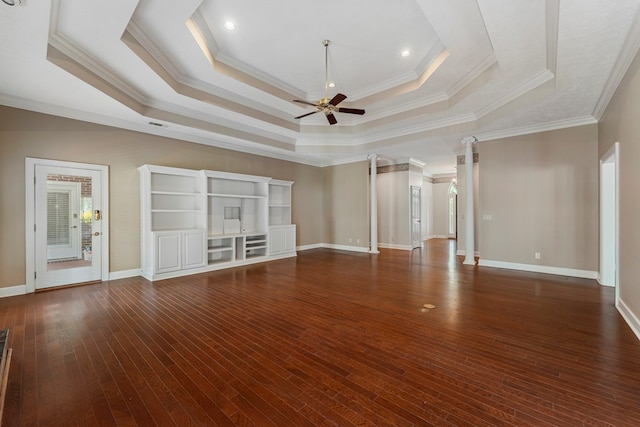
[139, 165, 296, 281]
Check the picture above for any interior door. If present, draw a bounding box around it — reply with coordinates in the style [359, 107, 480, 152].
[35, 165, 103, 289]
[411, 186, 422, 248]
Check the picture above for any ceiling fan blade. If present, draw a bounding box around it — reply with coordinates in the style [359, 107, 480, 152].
[337, 107, 365, 115]
[295, 111, 319, 119]
[293, 99, 318, 107]
[328, 93, 347, 106]
[326, 112, 338, 125]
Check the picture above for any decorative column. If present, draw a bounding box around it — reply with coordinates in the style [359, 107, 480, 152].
[369, 154, 380, 254]
[461, 137, 477, 265]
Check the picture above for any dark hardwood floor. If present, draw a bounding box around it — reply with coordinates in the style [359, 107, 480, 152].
[1, 239, 639, 426]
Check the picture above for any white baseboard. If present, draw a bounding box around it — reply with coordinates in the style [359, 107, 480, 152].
[456, 250, 480, 256]
[321, 244, 371, 253]
[296, 243, 324, 251]
[617, 298, 640, 342]
[378, 243, 413, 251]
[109, 269, 142, 280]
[0, 284, 26, 298]
[297, 243, 371, 253]
[424, 235, 448, 240]
[478, 259, 598, 280]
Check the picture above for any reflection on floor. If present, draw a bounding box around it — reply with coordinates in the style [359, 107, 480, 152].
[47, 258, 91, 271]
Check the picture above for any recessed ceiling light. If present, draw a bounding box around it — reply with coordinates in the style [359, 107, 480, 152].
[401, 49, 411, 58]
[224, 21, 236, 31]
[328, 82, 336, 88]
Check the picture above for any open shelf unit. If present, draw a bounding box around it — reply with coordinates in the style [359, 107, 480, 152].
[139, 165, 296, 281]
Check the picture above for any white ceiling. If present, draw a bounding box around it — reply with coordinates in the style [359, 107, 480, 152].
[1, 0, 640, 175]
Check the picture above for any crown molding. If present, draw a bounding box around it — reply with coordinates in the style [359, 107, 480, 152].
[48, 19, 147, 106]
[0, 94, 324, 167]
[592, 5, 640, 120]
[474, 68, 555, 119]
[475, 115, 597, 142]
[545, 0, 560, 75]
[445, 52, 498, 98]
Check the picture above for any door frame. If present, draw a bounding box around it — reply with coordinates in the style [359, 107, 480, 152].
[599, 143, 619, 303]
[25, 158, 110, 293]
[410, 185, 422, 249]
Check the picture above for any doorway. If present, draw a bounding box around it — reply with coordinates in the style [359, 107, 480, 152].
[411, 186, 422, 248]
[448, 180, 458, 239]
[26, 158, 109, 292]
[599, 143, 619, 301]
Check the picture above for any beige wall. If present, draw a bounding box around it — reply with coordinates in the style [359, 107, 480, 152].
[599, 46, 640, 323]
[377, 171, 410, 247]
[0, 106, 325, 289]
[478, 125, 599, 270]
[323, 162, 369, 248]
[432, 181, 453, 238]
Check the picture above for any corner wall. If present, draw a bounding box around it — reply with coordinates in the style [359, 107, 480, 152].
[478, 125, 599, 276]
[598, 45, 640, 337]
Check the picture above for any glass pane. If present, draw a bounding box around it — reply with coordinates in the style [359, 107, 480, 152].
[47, 191, 70, 245]
[46, 174, 92, 271]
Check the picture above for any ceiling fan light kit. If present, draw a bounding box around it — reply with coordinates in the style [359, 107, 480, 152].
[293, 40, 365, 125]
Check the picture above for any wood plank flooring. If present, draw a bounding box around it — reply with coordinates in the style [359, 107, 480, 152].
[1, 239, 639, 426]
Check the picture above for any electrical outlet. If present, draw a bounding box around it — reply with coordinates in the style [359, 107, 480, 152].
[348, 238, 352, 243]
[356, 238, 360, 244]
[535, 252, 541, 260]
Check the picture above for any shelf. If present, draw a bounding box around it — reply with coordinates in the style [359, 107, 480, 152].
[152, 209, 202, 213]
[208, 246, 233, 253]
[208, 193, 266, 199]
[152, 190, 200, 196]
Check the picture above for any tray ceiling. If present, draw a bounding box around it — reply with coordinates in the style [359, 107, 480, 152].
[1, 0, 639, 175]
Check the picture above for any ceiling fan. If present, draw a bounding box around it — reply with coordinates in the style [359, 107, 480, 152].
[293, 40, 365, 125]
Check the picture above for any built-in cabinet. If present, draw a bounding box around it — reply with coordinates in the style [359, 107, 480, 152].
[139, 165, 295, 281]
[268, 179, 296, 256]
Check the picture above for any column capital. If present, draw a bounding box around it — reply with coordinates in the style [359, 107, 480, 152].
[461, 136, 478, 145]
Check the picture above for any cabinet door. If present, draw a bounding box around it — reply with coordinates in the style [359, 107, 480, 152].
[282, 225, 296, 253]
[155, 232, 181, 273]
[269, 226, 283, 255]
[183, 230, 206, 269]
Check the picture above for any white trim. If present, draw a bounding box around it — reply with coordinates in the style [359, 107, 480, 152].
[617, 299, 640, 342]
[322, 244, 371, 253]
[296, 243, 325, 251]
[108, 269, 142, 281]
[478, 259, 598, 280]
[296, 243, 370, 253]
[0, 285, 27, 298]
[25, 158, 110, 293]
[599, 142, 619, 294]
[592, 8, 640, 119]
[424, 235, 448, 240]
[377, 243, 413, 251]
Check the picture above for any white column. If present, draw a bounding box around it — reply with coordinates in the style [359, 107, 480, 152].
[462, 137, 477, 265]
[369, 154, 379, 254]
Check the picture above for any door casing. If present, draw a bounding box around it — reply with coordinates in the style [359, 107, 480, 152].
[25, 158, 109, 293]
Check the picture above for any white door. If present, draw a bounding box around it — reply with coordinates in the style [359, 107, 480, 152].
[46, 181, 82, 260]
[27, 159, 109, 291]
[410, 186, 422, 248]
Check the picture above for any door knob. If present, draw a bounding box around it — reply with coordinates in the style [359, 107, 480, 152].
[94, 232, 101, 236]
